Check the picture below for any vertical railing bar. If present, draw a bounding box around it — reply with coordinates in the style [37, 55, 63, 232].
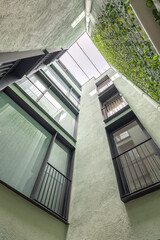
[143, 142, 160, 181]
[51, 172, 60, 210]
[37, 165, 49, 201]
[40, 165, 51, 203]
[144, 141, 160, 171]
[127, 150, 142, 189]
[48, 168, 56, 209]
[150, 153, 160, 171]
[123, 153, 137, 192]
[53, 173, 62, 213]
[131, 148, 148, 186]
[50, 170, 58, 210]
[59, 177, 67, 216]
[119, 154, 131, 193]
[137, 145, 154, 184]
[44, 166, 53, 207]
[115, 157, 128, 194]
[57, 175, 65, 215]
[65, 180, 72, 220]
[62, 180, 69, 219]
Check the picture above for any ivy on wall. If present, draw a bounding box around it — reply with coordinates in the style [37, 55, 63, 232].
[91, 0, 160, 103]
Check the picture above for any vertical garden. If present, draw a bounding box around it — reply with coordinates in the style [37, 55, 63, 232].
[91, 0, 160, 103]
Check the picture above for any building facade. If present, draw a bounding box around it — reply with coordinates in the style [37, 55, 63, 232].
[67, 69, 160, 240]
[0, 60, 81, 240]
[0, 60, 160, 240]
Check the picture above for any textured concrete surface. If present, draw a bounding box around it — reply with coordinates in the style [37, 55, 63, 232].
[0, 184, 67, 240]
[0, 0, 85, 52]
[66, 78, 160, 240]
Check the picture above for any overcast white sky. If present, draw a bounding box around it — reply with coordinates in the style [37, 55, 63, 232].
[59, 33, 110, 85]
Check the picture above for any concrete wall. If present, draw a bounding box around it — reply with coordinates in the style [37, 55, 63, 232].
[0, 0, 85, 52]
[0, 184, 67, 240]
[67, 78, 160, 240]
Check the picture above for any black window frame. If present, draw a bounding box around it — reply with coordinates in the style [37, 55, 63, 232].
[106, 111, 160, 202]
[0, 89, 75, 223]
[16, 74, 79, 140]
[100, 91, 129, 123]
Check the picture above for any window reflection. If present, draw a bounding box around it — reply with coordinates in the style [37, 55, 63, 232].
[17, 76, 76, 137]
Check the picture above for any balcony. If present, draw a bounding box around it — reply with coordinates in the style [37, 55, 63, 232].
[33, 163, 71, 221]
[113, 138, 160, 202]
[102, 95, 128, 122]
[97, 78, 113, 94]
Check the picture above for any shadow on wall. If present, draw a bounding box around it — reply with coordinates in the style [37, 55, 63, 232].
[125, 190, 160, 239]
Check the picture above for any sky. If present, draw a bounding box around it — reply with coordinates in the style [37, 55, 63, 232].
[59, 33, 110, 85]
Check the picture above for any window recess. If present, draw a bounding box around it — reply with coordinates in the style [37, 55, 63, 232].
[0, 91, 74, 222]
[108, 119, 160, 202]
[102, 93, 128, 121]
[42, 67, 81, 109]
[17, 75, 77, 138]
[97, 78, 113, 94]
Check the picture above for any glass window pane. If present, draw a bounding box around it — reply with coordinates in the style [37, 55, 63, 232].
[18, 78, 76, 137]
[38, 95, 58, 117]
[39, 90, 76, 137]
[30, 75, 48, 92]
[69, 94, 79, 107]
[71, 90, 80, 101]
[113, 120, 148, 154]
[0, 92, 52, 197]
[18, 78, 42, 101]
[44, 69, 68, 95]
[48, 139, 71, 176]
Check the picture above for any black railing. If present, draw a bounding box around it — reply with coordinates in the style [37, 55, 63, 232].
[34, 162, 71, 221]
[113, 139, 160, 198]
[102, 97, 128, 120]
[97, 80, 113, 94]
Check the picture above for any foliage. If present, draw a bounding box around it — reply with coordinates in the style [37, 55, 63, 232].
[146, 0, 160, 24]
[91, 0, 160, 103]
[152, 8, 160, 21]
[146, 0, 153, 8]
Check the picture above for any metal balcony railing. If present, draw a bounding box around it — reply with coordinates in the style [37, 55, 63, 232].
[113, 139, 160, 198]
[34, 162, 71, 221]
[97, 79, 113, 94]
[102, 96, 128, 119]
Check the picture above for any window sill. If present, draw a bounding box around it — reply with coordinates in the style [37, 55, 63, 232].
[121, 181, 160, 203]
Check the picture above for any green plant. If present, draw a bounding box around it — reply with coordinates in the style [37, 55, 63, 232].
[91, 0, 160, 103]
[146, 0, 160, 24]
[146, 0, 153, 8]
[152, 8, 160, 21]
